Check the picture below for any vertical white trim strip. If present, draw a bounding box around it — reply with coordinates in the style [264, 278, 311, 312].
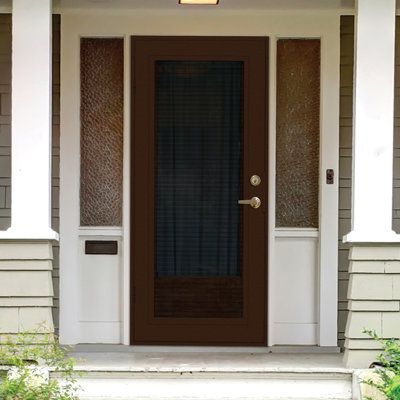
[122, 35, 131, 345]
[318, 19, 340, 346]
[60, 25, 81, 344]
[267, 36, 277, 347]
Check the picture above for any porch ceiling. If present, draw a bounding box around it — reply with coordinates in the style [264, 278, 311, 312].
[53, 0, 355, 12]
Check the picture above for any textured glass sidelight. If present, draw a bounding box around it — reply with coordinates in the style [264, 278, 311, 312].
[155, 61, 244, 318]
[80, 38, 124, 226]
[276, 39, 320, 228]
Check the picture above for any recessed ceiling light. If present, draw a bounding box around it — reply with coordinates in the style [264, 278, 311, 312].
[179, 0, 219, 5]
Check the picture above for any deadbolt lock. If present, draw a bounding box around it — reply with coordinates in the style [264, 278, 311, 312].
[250, 175, 261, 186]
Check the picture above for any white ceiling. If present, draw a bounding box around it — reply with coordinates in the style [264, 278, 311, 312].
[52, 0, 355, 11]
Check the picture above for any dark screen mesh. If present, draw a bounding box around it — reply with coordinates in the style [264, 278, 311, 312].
[155, 61, 244, 279]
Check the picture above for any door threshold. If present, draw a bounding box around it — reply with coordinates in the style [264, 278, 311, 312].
[71, 344, 340, 354]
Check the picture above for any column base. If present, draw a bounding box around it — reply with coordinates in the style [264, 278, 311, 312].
[344, 243, 400, 368]
[0, 240, 54, 339]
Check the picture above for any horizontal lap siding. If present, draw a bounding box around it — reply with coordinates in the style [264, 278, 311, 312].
[338, 15, 354, 349]
[0, 14, 11, 231]
[52, 15, 60, 333]
[0, 14, 61, 332]
[394, 19, 400, 231]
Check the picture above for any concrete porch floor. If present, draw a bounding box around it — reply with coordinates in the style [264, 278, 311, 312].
[69, 346, 349, 373]
[65, 347, 354, 400]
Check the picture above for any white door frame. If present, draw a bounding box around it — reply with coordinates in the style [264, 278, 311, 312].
[59, 10, 339, 346]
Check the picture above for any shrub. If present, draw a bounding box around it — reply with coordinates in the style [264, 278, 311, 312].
[0, 331, 79, 400]
[364, 329, 400, 400]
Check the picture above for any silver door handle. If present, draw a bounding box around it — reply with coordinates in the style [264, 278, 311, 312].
[238, 197, 261, 209]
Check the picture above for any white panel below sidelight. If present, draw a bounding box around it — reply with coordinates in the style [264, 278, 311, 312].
[273, 323, 318, 345]
[273, 232, 318, 345]
[78, 234, 122, 343]
[78, 321, 122, 344]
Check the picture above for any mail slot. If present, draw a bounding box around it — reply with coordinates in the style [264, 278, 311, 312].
[85, 240, 118, 255]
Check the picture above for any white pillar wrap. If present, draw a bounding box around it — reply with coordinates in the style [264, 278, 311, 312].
[1, 0, 57, 240]
[345, 0, 398, 242]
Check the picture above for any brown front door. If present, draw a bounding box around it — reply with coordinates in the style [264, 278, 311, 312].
[131, 37, 268, 345]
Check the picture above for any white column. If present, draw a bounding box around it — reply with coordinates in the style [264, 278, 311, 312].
[0, 0, 57, 240]
[345, 0, 398, 243]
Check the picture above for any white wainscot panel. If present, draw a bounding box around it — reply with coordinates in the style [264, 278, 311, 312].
[78, 234, 122, 343]
[273, 232, 318, 345]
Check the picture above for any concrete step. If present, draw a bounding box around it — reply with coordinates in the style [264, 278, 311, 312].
[54, 370, 353, 400]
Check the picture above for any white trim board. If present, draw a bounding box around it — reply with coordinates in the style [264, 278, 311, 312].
[70, 344, 341, 354]
[59, 12, 339, 347]
[275, 228, 319, 238]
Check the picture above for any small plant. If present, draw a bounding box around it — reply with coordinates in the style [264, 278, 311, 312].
[0, 330, 80, 400]
[363, 329, 400, 400]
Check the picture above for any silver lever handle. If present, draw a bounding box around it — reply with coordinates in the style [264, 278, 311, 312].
[238, 196, 261, 209]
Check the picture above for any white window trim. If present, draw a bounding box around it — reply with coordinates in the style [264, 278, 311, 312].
[59, 10, 339, 347]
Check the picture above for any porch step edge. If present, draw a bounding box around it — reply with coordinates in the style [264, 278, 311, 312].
[66, 373, 352, 400]
[68, 367, 352, 375]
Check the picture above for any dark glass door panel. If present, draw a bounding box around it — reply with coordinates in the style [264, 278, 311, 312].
[155, 61, 243, 318]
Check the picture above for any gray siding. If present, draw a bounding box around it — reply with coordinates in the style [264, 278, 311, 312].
[394, 19, 400, 232]
[52, 15, 60, 332]
[338, 15, 354, 349]
[0, 14, 11, 231]
[0, 14, 60, 331]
